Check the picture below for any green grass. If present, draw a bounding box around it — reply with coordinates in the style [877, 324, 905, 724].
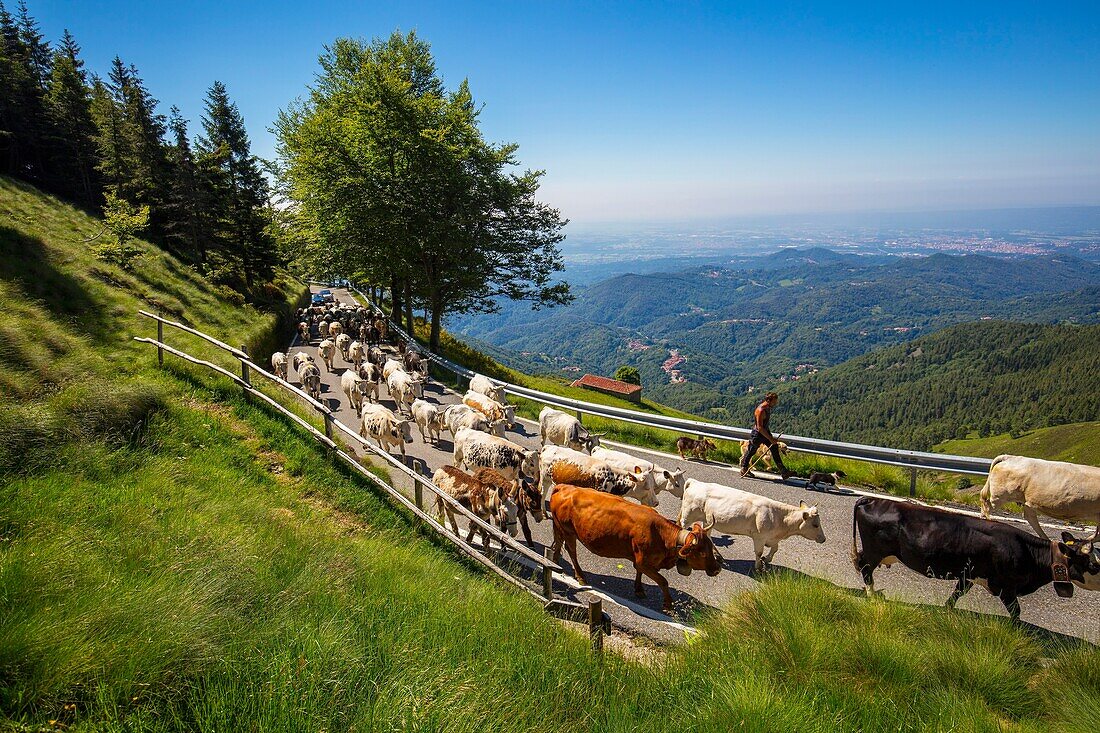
[3, 396, 1096, 731]
[5, 178, 1100, 731]
[938, 421, 1100, 468]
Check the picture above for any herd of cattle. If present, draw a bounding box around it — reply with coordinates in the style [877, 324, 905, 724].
[274, 297, 1100, 620]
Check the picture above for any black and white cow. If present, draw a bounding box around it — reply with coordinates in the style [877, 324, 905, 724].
[452, 427, 539, 483]
[852, 496, 1100, 621]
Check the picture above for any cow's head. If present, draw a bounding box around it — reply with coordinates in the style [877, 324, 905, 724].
[660, 468, 687, 498]
[1061, 532, 1100, 592]
[676, 522, 723, 577]
[627, 466, 660, 508]
[797, 501, 827, 543]
[487, 419, 508, 437]
[520, 450, 540, 480]
[395, 419, 414, 444]
[502, 404, 516, 428]
[518, 478, 544, 522]
[579, 431, 605, 453]
[494, 483, 520, 538]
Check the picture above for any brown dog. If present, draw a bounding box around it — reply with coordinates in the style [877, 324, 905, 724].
[677, 436, 716, 462]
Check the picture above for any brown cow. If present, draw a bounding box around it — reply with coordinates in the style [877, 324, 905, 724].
[549, 484, 722, 612]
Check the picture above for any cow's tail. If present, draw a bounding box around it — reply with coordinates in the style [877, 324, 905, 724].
[850, 496, 873, 571]
[979, 455, 1006, 518]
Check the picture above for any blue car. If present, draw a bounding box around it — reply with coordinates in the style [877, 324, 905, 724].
[311, 293, 325, 306]
[319, 289, 335, 303]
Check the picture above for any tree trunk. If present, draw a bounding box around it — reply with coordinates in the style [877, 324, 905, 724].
[389, 275, 402, 326]
[430, 290, 443, 352]
[404, 280, 414, 336]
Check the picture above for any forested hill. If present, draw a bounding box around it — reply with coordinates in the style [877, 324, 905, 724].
[751, 321, 1100, 451]
[450, 251, 1100, 418]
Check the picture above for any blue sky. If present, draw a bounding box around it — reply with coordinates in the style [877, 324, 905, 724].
[26, 1, 1100, 222]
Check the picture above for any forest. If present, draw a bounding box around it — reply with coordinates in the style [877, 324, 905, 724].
[0, 1, 278, 297]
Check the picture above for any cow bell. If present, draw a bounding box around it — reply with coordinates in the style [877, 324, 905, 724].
[676, 559, 693, 576]
[1052, 561, 1074, 598]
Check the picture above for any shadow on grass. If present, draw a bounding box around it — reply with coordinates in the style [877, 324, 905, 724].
[0, 225, 108, 338]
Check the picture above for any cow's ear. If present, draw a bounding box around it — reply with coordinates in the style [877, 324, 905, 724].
[1061, 531, 1078, 545]
[663, 470, 672, 480]
[634, 466, 642, 474]
[799, 500, 808, 509]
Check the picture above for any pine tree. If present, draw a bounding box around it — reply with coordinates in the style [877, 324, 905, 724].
[91, 58, 171, 238]
[45, 30, 99, 204]
[0, 0, 50, 183]
[163, 106, 213, 263]
[14, 0, 48, 84]
[196, 80, 274, 286]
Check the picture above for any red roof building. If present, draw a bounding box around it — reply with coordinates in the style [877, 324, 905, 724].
[570, 374, 642, 403]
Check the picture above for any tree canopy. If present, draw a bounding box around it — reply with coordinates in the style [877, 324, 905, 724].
[275, 31, 570, 348]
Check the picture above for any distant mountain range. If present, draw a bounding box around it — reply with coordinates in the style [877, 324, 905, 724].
[449, 250, 1100, 429]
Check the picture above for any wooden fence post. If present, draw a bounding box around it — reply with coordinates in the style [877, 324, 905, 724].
[414, 481, 423, 510]
[156, 313, 164, 366]
[909, 467, 917, 497]
[239, 345, 251, 387]
[588, 598, 604, 653]
[323, 410, 334, 454]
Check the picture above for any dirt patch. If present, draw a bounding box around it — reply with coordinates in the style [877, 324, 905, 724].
[559, 619, 670, 666]
[302, 492, 367, 535]
[184, 398, 294, 483]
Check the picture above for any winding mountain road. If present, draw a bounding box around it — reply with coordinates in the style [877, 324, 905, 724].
[285, 286, 1099, 644]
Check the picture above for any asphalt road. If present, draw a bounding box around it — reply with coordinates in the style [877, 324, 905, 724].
[286, 286, 1100, 644]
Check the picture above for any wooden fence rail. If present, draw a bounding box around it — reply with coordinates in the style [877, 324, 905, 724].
[134, 313, 573, 614]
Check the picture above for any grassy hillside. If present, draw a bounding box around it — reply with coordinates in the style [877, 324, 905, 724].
[938, 421, 1100, 467]
[4, 178, 1099, 731]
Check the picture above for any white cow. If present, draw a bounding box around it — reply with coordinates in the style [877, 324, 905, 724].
[411, 399, 444, 444]
[387, 370, 424, 416]
[453, 427, 539, 483]
[678, 478, 826, 571]
[382, 358, 406, 381]
[328, 321, 343, 339]
[442, 404, 506, 439]
[347, 340, 366, 368]
[539, 406, 602, 452]
[299, 361, 322, 401]
[318, 320, 330, 339]
[270, 351, 288, 381]
[591, 446, 686, 497]
[317, 339, 336, 372]
[357, 362, 381, 404]
[538, 445, 659, 507]
[291, 351, 314, 373]
[981, 454, 1100, 540]
[462, 390, 515, 427]
[340, 369, 369, 413]
[335, 332, 352, 361]
[469, 373, 507, 404]
[359, 403, 413, 458]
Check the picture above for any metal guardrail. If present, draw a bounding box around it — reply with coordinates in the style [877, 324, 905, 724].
[344, 285, 993, 478]
[135, 310, 562, 603]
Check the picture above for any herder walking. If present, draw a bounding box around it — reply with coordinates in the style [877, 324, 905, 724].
[740, 391, 791, 480]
